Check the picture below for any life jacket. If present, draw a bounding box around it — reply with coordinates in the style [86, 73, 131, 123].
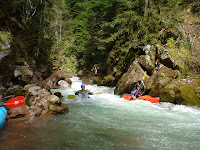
[135, 89, 142, 98]
[135, 89, 141, 94]
[75, 89, 92, 98]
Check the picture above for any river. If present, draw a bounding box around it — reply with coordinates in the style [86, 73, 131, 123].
[0, 77, 200, 150]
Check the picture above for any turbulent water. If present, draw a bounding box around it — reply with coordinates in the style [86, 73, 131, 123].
[1, 77, 200, 150]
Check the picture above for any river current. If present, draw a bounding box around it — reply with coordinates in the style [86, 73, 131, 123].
[0, 77, 200, 150]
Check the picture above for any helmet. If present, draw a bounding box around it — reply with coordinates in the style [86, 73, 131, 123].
[81, 84, 85, 88]
[135, 83, 140, 88]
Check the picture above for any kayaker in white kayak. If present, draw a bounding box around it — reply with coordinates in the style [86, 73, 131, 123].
[75, 84, 94, 98]
[131, 81, 146, 99]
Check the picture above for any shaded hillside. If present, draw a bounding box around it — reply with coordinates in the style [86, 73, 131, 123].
[59, 0, 200, 77]
[0, 0, 199, 86]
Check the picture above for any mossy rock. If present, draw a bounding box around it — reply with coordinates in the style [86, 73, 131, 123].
[104, 75, 115, 82]
[0, 30, 12, 45]
[138, 55, 155, 74]
[93, 75, 116, 86]
[159, 86, 176, 103]
[13, 89, 25, 97]
[159, 92, 175, 103]
[159, 77, 173, 87]
[94, 77, 104, 86]
[146, 64, 180, 89]
[147, 70, 200, 107]
[115, 70, 122, 79]
[175, 83, 200, 107]
[102, 75, 116, 86]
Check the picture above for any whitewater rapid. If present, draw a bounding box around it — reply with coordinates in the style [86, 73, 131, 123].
[50, 77, 200, 150]
[1, 77, 200, 150]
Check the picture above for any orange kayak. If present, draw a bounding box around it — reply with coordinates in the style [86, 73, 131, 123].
[123, 94, 160, 103]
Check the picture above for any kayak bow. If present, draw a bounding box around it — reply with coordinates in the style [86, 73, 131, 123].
[123, 94, 160, 103]
[0, 106, 7, 129]
[0, 96, 25, 129]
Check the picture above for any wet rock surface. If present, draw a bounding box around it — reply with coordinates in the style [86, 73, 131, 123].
[114, 44, 200, 107]
[6, 84, 68, 120]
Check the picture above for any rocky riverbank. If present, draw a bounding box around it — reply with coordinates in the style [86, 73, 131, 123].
[0, 48, 71, 120]
[79, 44, 200, 107]
[114, 44, 200, 107]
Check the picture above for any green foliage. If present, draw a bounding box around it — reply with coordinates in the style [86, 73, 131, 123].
[0, 0, 54, 68]
[191, 1, 200, 14]
[0, 31, 12, 46]
[1, 0, 198, 75]
[165, 38, 195, 74]
[13, 89, 25, 97]
[53, 54, 78, 73]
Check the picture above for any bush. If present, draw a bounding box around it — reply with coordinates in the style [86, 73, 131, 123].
[191, 2, 200, 14]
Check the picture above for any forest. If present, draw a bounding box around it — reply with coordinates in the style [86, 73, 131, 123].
[1, 1, 200, 148]
[0, 0, 199, 77]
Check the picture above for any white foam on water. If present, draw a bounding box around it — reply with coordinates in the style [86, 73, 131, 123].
[50, 77, 200, 150]
[2, 77, 200, 150]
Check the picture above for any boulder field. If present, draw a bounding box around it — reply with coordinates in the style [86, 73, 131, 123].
[0, 66, 71, 120]
[114, 45, 200, 107]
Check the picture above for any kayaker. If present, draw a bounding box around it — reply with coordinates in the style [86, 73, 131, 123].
[131, 81, 146, 99]
[75, 84, 94, 98]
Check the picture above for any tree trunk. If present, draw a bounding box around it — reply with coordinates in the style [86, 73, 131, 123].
[144, 0, 149, 17]
[37, 0, 44, 57]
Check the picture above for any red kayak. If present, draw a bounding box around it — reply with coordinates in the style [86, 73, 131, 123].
[123, 94, 160, 103]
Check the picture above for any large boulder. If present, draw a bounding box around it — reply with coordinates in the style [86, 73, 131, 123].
[138, 45, 158, 76]
[157, 76, 200, 107]
[58, 80, 70, 88]
[44, 70, 72, 89]
[138, 55, 155, 74]
[8, 84, 69, 119]
[114, 60, 146, 95]
[13, 65, 33, 85]
[173, 76, 200, 106]
[145, 64, 200, 107]
[145, 64, 180, 97]
[143, 44, 157, 61]
[24, 84, 68, 116]
[46, 95, 61, 105]
[157, 79, 179, 103]
[14, 66, 33, 78]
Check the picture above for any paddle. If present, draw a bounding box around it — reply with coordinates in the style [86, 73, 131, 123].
[68, 95, 77, 99]
[68, 93, 102, 99]
[1, 96, 25, 108]
[143, 71, 147, 80]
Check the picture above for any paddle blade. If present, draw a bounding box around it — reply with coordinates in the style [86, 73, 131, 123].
[143, 71, 147, 80]
[68, 95, 77, 99]
[3, 96, 25, 108]
[96, 93, 102, 95]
